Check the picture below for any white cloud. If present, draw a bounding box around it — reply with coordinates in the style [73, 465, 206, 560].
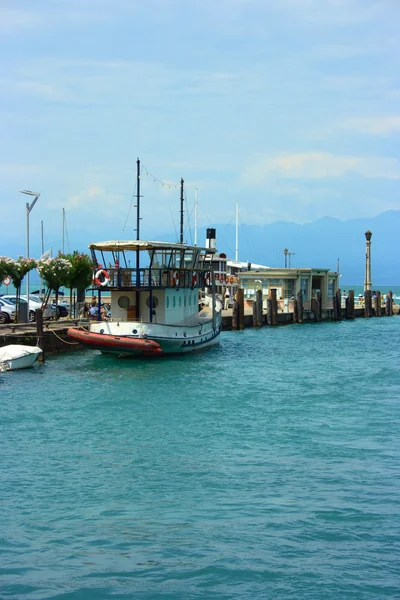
[242, 152, 400, 182]
[341, 115, 400, 135]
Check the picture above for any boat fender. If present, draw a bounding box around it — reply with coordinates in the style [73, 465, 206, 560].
[94, 269, 110, 287]
[173, 271, 180, 287]
[204, 272, 211, 286]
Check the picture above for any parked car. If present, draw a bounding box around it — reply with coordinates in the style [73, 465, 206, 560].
[53, 304, 69, 318]
[0, 297, 16, 324]
[1, 295, 55, 322]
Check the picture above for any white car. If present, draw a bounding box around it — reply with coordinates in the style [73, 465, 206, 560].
[0, 297, 16, 324]
[1, 295, 55, 322]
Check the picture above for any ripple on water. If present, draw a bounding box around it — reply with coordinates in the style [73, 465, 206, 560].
[1, 318, 400, 599]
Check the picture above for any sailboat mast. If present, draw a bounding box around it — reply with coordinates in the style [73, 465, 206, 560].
[194, 188, 198, 246]
[62, 208, 65, 253]
[136, 158, 141, 318]
[235, 200, 239, 262]
[180, 178, 184, 244]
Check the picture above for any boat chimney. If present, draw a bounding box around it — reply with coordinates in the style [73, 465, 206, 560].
[206, 228, 216, 250]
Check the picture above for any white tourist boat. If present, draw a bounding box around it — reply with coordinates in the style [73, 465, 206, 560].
[67, 240, 222, 357]
[0, 344, 43, 372]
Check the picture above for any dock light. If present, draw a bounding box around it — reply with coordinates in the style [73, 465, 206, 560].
[20, 189, 41, 320]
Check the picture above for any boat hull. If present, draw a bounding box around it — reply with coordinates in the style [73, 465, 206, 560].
[68, 317, 221, 357]
[0, 345, 42, 372]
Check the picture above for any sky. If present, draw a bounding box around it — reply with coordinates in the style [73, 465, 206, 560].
[1, 0, 399, 258]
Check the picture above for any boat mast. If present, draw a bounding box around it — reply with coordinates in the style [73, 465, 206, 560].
[194, 188, 198, 246]
[62, 208, 65, 253]
[180, 178, 184, 244]
[235, 200, 239, 262]
[136, 158, 141, 317]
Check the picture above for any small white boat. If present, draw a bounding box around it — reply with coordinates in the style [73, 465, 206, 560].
[0, 345, 43, 372]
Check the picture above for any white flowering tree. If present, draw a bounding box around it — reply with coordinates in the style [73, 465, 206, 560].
[37, 256, 73, 318]
[0, 256, 37, 322]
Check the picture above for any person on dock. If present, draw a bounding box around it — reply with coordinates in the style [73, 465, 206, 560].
[224, 288, 231, 310]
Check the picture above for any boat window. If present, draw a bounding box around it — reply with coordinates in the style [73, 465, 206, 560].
[150, 250, 172, 269]
[173, 296, 176, 308]
[179, 296, 182, 307]
[166, 296, 170, 308]
[184, 295, 187, 307]
[183, 249, 196, 269]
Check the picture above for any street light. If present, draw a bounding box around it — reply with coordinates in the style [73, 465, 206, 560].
[20, 189, 40, 319]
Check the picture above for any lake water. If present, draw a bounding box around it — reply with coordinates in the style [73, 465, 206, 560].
[1, 317, 400, 599]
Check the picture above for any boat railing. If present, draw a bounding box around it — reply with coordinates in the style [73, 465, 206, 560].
[97, 267, 206, 289]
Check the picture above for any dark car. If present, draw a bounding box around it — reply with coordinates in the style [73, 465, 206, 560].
[52, 304, 69, 318]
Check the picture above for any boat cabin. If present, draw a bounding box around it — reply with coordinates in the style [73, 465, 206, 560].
[89, 240, 216, 325]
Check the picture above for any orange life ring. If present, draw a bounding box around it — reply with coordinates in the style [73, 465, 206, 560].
[94, 269, 110, 287]
[192, 272, 197, 287]
[173, 271, 180, 287]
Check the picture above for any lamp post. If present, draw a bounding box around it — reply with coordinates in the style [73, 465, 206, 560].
[20, 190, 40, 319]
[364, 230, 372, 293]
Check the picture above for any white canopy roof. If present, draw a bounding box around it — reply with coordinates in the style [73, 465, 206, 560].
[88, 240, 212, 252]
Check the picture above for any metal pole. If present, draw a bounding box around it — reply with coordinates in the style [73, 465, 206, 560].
[194, 188, 198, 246]
[26, 202, 30, 307]
[364, 230, 372, 292]
[235, 200, 239, 262]
[62, 208, 65, 253]
[180, 178, 184, 244]
[136, 158, 140, 318]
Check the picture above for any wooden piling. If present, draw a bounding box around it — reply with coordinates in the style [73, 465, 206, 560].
[297, 291, 303, 324]
[35, 309, 44, 361]
[252, 300, 257, 327]
[386, 291, 393, 316]
[256, 289, 263, 327]
[364, 289, 372, 318]
[267, 298, 272, 326]
[336, 290, 342, 321]
[375, 291, 381, 317]
[293, 298, 298, 324]
[346, 290, 355, 320]
[315, 291, 322, 322]
[236, 288, 245, 330]
[270, 288, 278, 326]
[232, 300, 239, 330]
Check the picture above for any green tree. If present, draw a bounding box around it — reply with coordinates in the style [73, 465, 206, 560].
[0, 256, 37, 322]
[37, 255, 72, 318]
[63, 251, 94, 317]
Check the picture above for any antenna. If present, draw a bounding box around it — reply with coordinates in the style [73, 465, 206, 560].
[235, 201, 239, 262]
[194, 188, 198, 246]
[180, 178, 184, 244]
[280, 247, 296, 268]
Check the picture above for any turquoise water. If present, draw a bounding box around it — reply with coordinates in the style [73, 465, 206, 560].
[2, 318, 400, 599]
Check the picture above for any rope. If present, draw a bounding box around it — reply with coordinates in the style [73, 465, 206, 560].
[49, 328, 80, 345]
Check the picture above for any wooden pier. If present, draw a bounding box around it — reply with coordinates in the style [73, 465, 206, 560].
[0, 291, 398, 354]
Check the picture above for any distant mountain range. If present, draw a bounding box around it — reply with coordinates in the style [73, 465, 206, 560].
[1, 210, 398, 286]
[190, 210, 399, 285]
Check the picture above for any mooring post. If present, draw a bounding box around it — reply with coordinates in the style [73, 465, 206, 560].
[346, 290, 355, 320]
[256, 289, 263, 327]
[237, 288, 245, 330]
[267, 297, 272, 326]
[364, 289, 372, 318]
[336, 290, 342, 321]
[297, 290, 303, 324]
[293, 298, 298, 323]
[270, 288, 278, 326]
[375, 291, 381, 317]
[232, 299, 239, 330]
[315, 291, 322, 322]
[252, 299, 257, 327]
[387, 291, 393, 316]
[35, 308, 44, 360]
